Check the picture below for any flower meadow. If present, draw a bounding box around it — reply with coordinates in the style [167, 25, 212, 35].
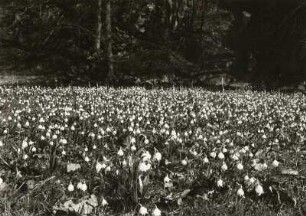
[0, 86, 305, 215]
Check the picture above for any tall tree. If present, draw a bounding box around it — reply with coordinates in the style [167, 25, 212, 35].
[105, 0, 115, 82]
[96, 0, 102, 51]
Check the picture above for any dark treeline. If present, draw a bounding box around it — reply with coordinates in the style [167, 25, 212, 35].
[0, 0, 305, 88]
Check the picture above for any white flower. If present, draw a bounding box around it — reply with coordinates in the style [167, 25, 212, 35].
[85, 156, 90, 162]
[164, 175, 171, 184]
[23, 154, 28, 160]
[221, 162, 228, 171]
[61, 150, 66, 155]
[271, 160, 279, 168]
[117, 148, 124, 156]
[152, 206, 162, 216]
[237, 187, 245, 197]
[138, 162, 151, 172]
[130, 137, 136, 144]
[244, 175, 250, 182]
[31, 146, 37, 152]
[237, 163, 244, 170]
[249, 177, 256, 184]
[22, 140, 28, 149]
[217, 179, 224, 187]
[153, 152, 162, 162]
[218, 152, 225, 160]
[101, 198, 108, 206]
[68, 182, 74, 192]
[231, 152, 240, 161]
[210, 151, 216, 158]
[139, 206, 148, 215]
[76, 182, 83, 190]
[0, 140, 3, 147]
[59, 138, 67, 145]
[131, 145, 137, 151]
[81, 182, 87, 192]
[141, 151, 151, 161]
[24, 121, 30, 127]
[52, 134, 57, 140]
[0, 177, 3, 185]
[105, 166, 111, 172]
[203, 157, 209, 163]
[181, 159, 188, 166]
[96, 162, 103, 173]
[255, 184, 264, 196]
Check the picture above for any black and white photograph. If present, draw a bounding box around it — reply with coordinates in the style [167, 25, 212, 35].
[0, 0, 305, 215]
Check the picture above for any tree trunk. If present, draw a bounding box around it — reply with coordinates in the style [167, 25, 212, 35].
[96, 0, 102, 51]
[105, 0, 115, 82]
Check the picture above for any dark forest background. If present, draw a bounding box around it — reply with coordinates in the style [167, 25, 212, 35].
[0, 0, 305, 89]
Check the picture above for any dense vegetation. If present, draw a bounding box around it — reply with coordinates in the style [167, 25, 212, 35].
[0, 0, 305, 88]
[0, 87, 306, 215]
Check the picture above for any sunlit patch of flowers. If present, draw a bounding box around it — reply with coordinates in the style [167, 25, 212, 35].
[0, 86, 305, 214]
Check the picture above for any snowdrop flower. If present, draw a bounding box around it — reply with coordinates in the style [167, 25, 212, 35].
[244, 175, 250, 182]
[77, 182, 83, 190]
[61, 150, 66, 155]
[217, 179, 224, 187]
[249, 177, 256, 184]
[130, 137, 136, 144]
[93, 145, 97, 150]
[23, 154, 28, 160]
[237, 163, 244, 170]
[231, 152, 240, 161]
[139, 206, 148, 215]
[101, 198, 108, 206]
[85, 156, 90, 162]
[181, 159, 188, 166]
[131, 145, 137, 151]
[203, 157, 209, 163]
[59, 138, 67, 145]
[210, 151, 216, 158]
[24, 121, 30, 127]
[152, 206, 162, 216]
[153, 151, 162, 162]
[0, 177, 3, 185]
[105, 166, 111, 172]
[271, 159, 279, 168]
[52, 134, 57, 140]
[142, 151, 152, 161]
[255, 184, 264, 196]
[96, 162, 103, 173]
[22, 140, 28, 149]
[31, 146, 37, 152]
[0, 140, 3, 147]
[237, 187, 245, 197]
[81, 182, 88, 191]
[218, 152, 225, 160]
[139, 161, 151, 172]
[68, 182, 74, 192]
[117, 147, 124, 156]
[221, 162, 228, 171]
[164, 175, 171, 184]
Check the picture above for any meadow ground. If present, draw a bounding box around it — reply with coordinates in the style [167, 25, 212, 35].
[0, 86, 305, 216]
